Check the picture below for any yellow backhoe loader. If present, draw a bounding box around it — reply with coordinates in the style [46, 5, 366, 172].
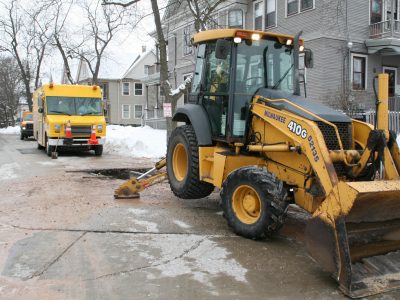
[163, 29, 400, 298]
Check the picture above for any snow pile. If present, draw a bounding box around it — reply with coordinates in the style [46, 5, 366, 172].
[104, 125, 166, 158]
[0, 126, 20, 135]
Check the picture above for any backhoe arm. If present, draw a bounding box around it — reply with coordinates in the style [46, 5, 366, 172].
[114, 158, 167, 199]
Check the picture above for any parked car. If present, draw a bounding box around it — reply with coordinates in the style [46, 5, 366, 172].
[20, 112, 34, 140]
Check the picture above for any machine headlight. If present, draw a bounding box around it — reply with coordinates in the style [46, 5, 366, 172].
[22, 126, 26, 130]
[97, 124, 103, 132]
[54, 124, 61, 133]
[251, 33, 261, 41]
[233, 37, 242, 44]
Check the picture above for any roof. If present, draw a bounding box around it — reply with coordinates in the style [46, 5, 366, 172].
[75, 53, 140, 82]
[121, 50, 156, 79]
[193, 29, 303, 45]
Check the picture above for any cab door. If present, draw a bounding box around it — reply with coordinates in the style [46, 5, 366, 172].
[197, 41, 232, 142]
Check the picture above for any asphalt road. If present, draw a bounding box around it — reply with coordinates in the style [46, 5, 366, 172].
[0, 133, 398, 299]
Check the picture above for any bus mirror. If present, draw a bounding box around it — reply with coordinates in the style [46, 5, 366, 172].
[215, 39, 230, 60]
[38, 107, 43, 113]
[304, 49, 314, 68]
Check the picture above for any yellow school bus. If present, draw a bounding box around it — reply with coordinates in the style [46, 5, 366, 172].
[33, 84, 106, 156]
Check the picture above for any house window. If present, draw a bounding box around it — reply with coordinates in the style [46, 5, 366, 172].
[144, 65, 149, 75]
[254, 1, 264, 30]
[287, 0, 314, 16]
[134, 83, 143, 96]
[352, 55, 367, 90]
[287, 0, 299, 15]
[228, 10, 243, 28]
[122, 82, 130, 96]
[134, 104, 143, 118]
[122, 104, 130, 119]
[370, 0, 383, 23]
[266, 0, 277, 28]
[183, 25, 192, 56]
[300, 0, 313, 12]
[183, 73, 192, 104]
[100, 83, 108, 100]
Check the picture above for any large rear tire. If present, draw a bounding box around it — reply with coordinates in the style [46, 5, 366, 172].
[221, 167, 289, 239]
[167, 125, 214, 199]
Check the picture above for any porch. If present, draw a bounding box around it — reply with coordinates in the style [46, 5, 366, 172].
[369, 20, 400, 39]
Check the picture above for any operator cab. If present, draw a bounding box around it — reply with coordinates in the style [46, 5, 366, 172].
[189, 29, 312, 144]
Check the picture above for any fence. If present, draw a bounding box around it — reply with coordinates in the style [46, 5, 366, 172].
[143, 117, 167, 130]
[364, 111, 400, 134]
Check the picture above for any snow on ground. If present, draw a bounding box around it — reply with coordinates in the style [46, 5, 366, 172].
[397, 134, 400, 147]
[104, 125, 166, 158]
[0, 126, 20, 135]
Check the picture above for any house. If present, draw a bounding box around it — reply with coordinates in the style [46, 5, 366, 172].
[162, 0, 400, 112]
[70, 49, 158, 125]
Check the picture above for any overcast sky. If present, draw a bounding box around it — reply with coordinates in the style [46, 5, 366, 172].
[47, 0, 158, 83]
[0, 0, 161, 84]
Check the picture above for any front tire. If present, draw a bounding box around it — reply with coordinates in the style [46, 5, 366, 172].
[94, 145, 103, 156]
[46, 137, 54, 157]
[167, 125, 214, 199]
[221, 167, 289, 240]
[20, 134, 24, 140]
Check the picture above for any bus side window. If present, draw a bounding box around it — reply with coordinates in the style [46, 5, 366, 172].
[39, 97, 45, 114]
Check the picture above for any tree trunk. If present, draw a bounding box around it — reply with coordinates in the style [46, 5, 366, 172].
[150, 0, 176, 139]
[25, 84, 33, 111]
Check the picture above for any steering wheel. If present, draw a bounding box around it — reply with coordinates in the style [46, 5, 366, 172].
[244, 76, 264, 89]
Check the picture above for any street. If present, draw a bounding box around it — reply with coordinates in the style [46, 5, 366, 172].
[0, 133, 398, 300]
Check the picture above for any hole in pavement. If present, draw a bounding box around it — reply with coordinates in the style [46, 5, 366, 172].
[17, 148, 39, 154]
[68, 168, 149, 180]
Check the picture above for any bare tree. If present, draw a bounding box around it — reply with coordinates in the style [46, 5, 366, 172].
[103, 0, 226, 136]
[45, 0, 76, 84]
[185, 0, 226, 32]
[50, 0, 138, 85]
[0, 56, 22, 126]
[0, 0, 52, 110]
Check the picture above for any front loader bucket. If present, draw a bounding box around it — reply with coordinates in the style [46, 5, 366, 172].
[305, 180, 400, 298]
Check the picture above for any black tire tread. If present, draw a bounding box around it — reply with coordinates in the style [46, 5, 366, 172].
[94, 145, 103, 156]
[221, 166, 289, 240]
[167, 125, 214, 199]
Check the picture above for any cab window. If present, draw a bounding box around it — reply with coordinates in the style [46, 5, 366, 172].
[201, 42, 231, 138]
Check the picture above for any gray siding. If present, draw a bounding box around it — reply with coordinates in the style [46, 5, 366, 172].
[164, 0, 400, 112]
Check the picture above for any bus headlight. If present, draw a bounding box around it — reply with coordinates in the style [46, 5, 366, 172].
[97, 124, 103, 133]
[54, 124, 61, 133]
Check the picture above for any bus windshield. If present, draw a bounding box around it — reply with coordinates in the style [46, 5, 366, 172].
[24, 114, 33, 121]
[46, 96, 103, 116]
